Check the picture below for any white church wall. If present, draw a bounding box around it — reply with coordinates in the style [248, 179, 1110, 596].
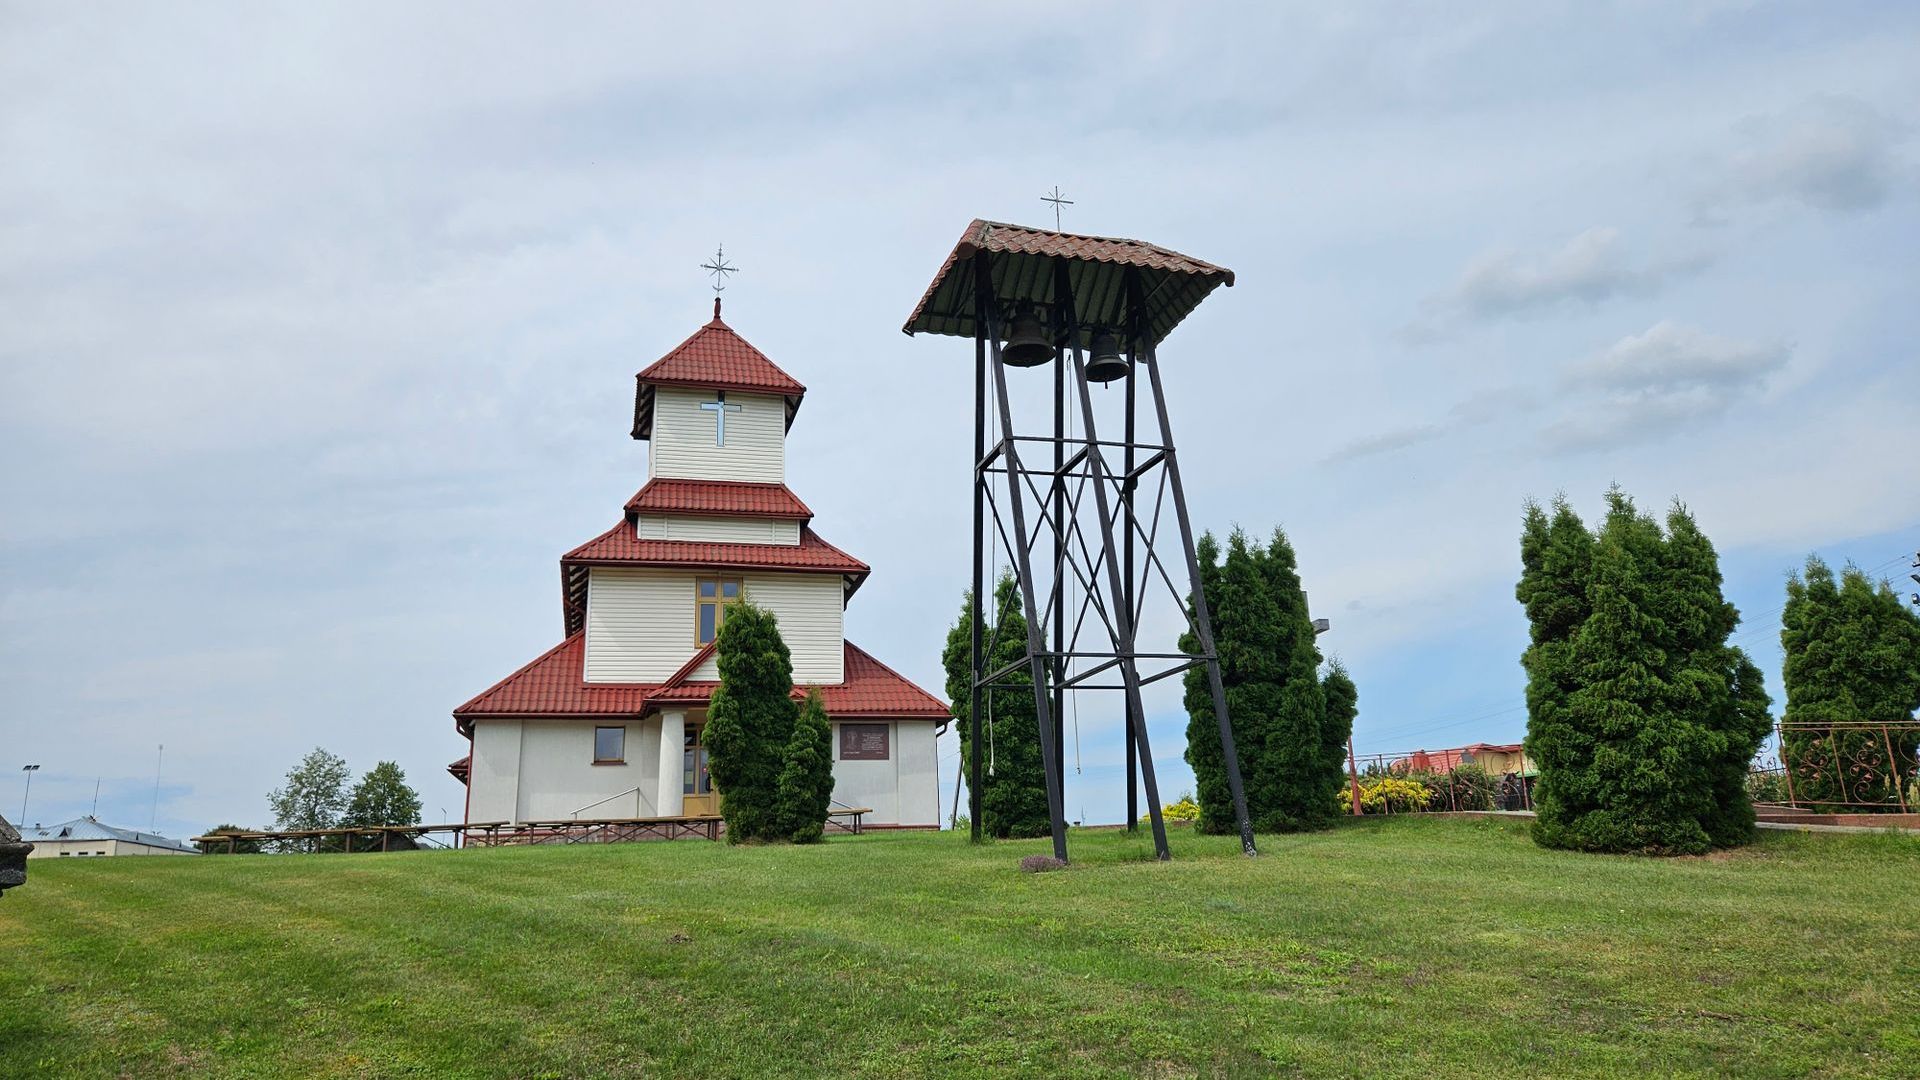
[469, 718, 665, 824]
[515, 718, 663, 821]
[635, 514, 800, 545]
[585, 569, 695, 682]
[743, 572, 844, 683]
[829, 720, 940, 827]
[468, 720, 524, 823]
[585, 568, 844, 684]
[649, 386, 785, 484]
[896, 722, 940, 826]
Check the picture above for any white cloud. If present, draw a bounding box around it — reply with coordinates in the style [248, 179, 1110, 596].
[1324, 387, 1539, 463]
[1443, 227, 1672, 318]
[1545, 321, 1789, 451]
[1702, 95, 1909, 216]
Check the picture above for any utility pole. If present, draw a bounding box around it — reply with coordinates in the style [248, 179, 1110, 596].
[150, 744, 164, 830]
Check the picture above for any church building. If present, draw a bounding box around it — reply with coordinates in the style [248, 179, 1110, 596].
[450, 301, 949, 830]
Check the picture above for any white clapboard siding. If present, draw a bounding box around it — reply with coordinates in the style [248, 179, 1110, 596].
[743, 573, 844, 684]
[585, 569, 697, 682]
[585, 567, 845, 684]
[650, 386, 785, 483]
[635, 515, 801, 545]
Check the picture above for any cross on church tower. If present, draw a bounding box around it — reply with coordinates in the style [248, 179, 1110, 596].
[700, 245, 738, 292]
[698, 392, 742, 445]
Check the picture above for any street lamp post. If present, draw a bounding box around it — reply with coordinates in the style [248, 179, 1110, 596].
[20, 765, 41, 823]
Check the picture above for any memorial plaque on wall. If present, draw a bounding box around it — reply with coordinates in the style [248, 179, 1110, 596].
[839, 723, 890, 761]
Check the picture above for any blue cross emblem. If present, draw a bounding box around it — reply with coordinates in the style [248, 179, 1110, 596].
[699, 393, 743, 446]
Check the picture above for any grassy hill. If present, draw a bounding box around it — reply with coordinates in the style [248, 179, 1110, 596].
[3, 817, 1916, 1079]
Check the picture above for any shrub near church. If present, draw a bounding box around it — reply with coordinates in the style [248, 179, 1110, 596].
[705, 601, 837, 844]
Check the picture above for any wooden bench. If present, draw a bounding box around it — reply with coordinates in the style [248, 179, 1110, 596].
[825, 807, 872, 835]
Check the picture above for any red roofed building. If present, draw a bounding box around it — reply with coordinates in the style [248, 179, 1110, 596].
[452, 301, 949, 829]
[1392, 743, 1534, 777]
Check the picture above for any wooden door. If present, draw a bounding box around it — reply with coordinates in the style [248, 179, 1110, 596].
[681, 723, 718, 816]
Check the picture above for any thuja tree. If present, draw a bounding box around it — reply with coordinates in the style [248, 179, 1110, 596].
[705, 599, 797, 843]
[1182, 528, 1356, 834]
[942, 573, 1051, 839]
[773, 689, 835, 843]
[1518, 491, 1771, 854]
[1661, 507, 1772, 843]
[1781, 556, 1920, 808]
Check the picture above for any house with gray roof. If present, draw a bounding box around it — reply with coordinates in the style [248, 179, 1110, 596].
[22, 817, 198, 858]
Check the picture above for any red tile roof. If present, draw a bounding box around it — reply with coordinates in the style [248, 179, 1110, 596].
[632, 310, 805, 439]
[454, 635, 653, 722]
[447, 756, 470, 782]
[453, 636, 949, 727]
[558, 523, 868, 637]
[563, 520, 868, 575]
[903, 219, 1235, 345]
[625, 478, 813, 520]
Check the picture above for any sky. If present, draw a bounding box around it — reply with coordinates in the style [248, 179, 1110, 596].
[3, 2, 1917, 837]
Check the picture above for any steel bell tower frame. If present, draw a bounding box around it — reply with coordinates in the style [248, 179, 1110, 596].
[903, 219, 1257, 862]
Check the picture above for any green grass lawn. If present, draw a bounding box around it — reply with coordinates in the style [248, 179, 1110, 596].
[3, 817, 1917, 1079]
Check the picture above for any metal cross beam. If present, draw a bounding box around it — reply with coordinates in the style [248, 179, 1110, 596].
[700, 245, 738, 292]
[1042, 186, 1073, 230]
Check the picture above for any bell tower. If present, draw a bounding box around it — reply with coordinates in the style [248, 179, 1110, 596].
[904, 220, 1257, 863]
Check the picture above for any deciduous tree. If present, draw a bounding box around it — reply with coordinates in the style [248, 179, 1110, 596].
[196, 825, 262, 855]
[267, 747, 350, 851]
[343, 761, 423, 829]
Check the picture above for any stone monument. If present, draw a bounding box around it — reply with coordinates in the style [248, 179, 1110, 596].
[0, 813, 31, 899]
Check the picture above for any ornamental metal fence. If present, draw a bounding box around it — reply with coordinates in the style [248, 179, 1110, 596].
[1751, 720, 1920, 814]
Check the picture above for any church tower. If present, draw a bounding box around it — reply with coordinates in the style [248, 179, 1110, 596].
[450, 301, 948, 835]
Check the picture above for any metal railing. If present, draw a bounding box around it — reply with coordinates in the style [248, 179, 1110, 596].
[1754, 720, 1919, 813]
[568, 786, 655, 820]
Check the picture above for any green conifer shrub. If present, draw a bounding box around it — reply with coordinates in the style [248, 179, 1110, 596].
[941, 573, 1051, 839]
[1182, 528, 1357, 833]
[1781, 556, 1920, 809]
[704, 599, 797, 843]
[1518, 490, 1771, 854]
[773, 690, 835, 843]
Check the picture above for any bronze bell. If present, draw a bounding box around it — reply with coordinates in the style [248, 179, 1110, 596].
[1000, 307, 1055, 367]
[1085, 330, 1129, 384]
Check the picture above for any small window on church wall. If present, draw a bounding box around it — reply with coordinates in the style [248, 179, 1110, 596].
[594, 726, 626, 764]
[839, 723, 890, 761]
[695, 577, 743, 644]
